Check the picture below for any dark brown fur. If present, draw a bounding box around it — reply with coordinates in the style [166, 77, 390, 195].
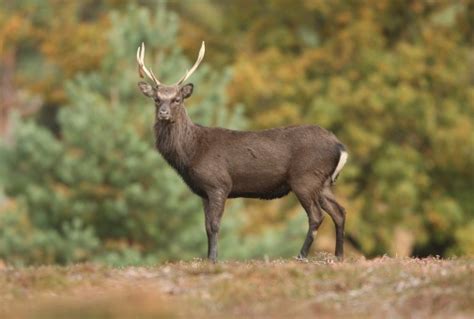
[139, 82, 348, 262]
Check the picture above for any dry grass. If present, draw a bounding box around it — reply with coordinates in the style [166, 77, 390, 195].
[0, 255, 473, 318]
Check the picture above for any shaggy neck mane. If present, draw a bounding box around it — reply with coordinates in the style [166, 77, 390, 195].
[153, 107, 199, 174]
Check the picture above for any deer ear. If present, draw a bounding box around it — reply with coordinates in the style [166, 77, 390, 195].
[180, 83, 194, 99]
[138, 81, 155, 98]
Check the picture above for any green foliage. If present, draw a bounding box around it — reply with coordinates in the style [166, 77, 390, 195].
[0, 202, 99, 265]
[199, 0, 474, 257]
[1, 1, 473, 264]
[0, 4, 250, 265]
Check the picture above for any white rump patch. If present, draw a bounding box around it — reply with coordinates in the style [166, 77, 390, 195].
[331, 150, 348, 183]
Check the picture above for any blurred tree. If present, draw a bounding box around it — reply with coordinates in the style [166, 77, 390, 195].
[1, 0, 472, 262]
[178, 0, 474, 257]
[0, 4, 251, 265]
[0, 0, 116, 135]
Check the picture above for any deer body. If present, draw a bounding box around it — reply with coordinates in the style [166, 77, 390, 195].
[156, 118, 343, 200]
[137, 43, 348, 262]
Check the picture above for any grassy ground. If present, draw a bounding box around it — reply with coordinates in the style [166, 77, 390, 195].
[0, 255, 473, 319]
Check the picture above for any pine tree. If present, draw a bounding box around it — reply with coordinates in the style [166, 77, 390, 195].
[0, 4, 248, 265]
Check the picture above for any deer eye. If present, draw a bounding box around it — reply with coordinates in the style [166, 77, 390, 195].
[154, 97, 161, 104]
[173, 97, 181, 104]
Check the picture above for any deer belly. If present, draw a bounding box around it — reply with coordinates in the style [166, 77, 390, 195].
[228, 171, 291, 199]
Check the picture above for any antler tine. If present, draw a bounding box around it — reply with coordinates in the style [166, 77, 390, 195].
[176, 41, 205, 85]
[136, 42, 161, 85]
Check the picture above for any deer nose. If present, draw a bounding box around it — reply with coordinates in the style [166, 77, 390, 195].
[159, 109, 170, 118]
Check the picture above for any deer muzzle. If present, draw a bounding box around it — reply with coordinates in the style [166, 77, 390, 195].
[158, 107, 171, 121]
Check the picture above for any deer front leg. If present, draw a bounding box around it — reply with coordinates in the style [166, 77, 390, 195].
[202, 191, 226, 263]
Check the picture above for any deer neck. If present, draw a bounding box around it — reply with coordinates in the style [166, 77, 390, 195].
[153, 107, 198, 173]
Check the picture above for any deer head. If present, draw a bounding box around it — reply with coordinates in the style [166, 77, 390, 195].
[137, 42, 205, 122]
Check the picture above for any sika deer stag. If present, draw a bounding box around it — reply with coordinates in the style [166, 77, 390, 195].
[136, 42, 348, 262]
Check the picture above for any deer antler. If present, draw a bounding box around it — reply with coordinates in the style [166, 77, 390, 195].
[136, 42, 161, 85]
[136, 41, 205, 86]
[175, 41, 205, 85]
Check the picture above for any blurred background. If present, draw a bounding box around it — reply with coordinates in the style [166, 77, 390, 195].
[0, 0, 472, 266]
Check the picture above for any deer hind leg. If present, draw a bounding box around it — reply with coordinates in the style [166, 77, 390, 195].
[294, 190, 325, 259]
[319, 186, 346, 260]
